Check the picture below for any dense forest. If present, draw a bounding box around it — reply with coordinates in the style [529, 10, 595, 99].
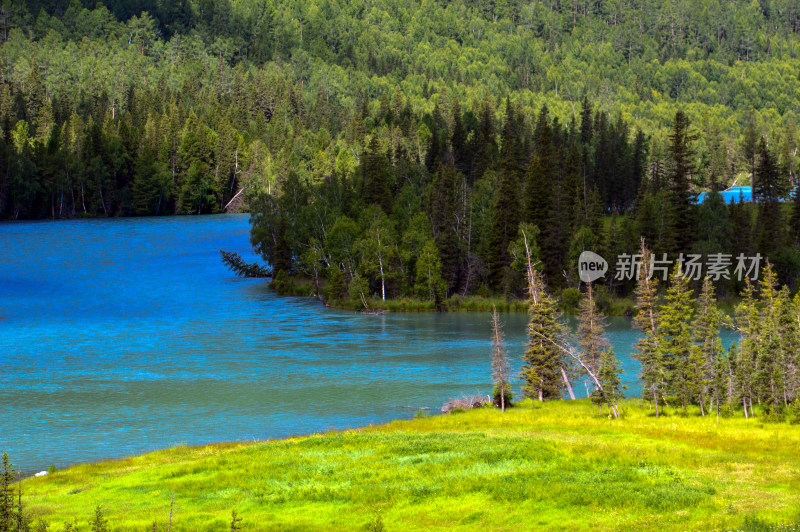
[2, 0, 800, 297]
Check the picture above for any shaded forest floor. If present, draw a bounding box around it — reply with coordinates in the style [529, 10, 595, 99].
[22, 399, 800, 531]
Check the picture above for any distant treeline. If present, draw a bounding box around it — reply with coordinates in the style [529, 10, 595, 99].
[2, 0, 800, 221]
[3, 0, 800, 296]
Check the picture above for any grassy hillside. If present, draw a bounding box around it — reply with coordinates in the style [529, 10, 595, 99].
[21, 400, 800, 531]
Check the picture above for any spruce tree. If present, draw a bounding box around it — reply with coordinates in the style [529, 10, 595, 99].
[754, 138, 786, 257]
[597, 348, 625, 418]
[488, 172, 521, 291]
[665, 111, 698, 254]
[0, 452, 15, 532]
[713, 345, 736, 422]
[658, 265, 696, 414]
[755, 262, 781, 409]
[525, 105, 555, 229]
[632, 239, 664, 416]
[487, 103, 523, 289]
[742, 115, 759, 189]
[89, 506, 109, 532]
[772, 287, 795, 409]
[788, 294, 800, 403]
[520, 233, 566, 401]
[735, 278, 760, 418]
[691, 276, 724, 416]
[361, 136, 393, 214]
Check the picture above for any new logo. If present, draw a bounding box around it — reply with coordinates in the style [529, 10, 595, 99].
[578, 251, 608, 283]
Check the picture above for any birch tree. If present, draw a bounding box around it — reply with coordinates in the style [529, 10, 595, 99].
[356, 211, 397, 301]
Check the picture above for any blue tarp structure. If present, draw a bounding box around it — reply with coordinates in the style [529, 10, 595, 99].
[696, 186, 752, 204]
[696, 186, 794, 204]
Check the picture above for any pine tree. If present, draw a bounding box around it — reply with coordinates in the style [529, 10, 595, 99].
[89, 506, 109, 532]
[361, 136, 392, 214]
[632, 239, 664, 416]
[658, 265, 696, 414]
[754, 138, 786, 257]
[525, 104, 555, 229]
[665, 111, 698, 254]
[490, 305, 511, 411]
[520, 235, 566, 401]
[0, 452, 16, 532]
[735, 278, 759, 418]
[755, 262, 781, 409]
[487, 103, 522, 289]
[597, 348, 625, 418]
[691, 276, 723, 415]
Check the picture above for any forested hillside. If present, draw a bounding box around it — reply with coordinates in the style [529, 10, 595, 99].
[2, 0, 800, 296]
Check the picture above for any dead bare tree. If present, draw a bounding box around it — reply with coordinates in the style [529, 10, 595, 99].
[490, 305, 511, 411]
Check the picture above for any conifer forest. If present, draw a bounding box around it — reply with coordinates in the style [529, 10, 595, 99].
[4, 1, 800, 529]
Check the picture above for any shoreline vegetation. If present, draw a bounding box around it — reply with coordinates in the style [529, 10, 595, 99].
[9, 399, 800, 531]
[268, 272, 743, 317]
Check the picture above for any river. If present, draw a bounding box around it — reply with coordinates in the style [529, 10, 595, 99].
[0, 214, 733, 472]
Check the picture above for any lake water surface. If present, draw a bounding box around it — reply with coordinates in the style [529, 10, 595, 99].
[0, 215, 730, 472]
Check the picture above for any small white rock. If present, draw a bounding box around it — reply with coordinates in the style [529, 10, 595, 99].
[34, 471, 48, 477]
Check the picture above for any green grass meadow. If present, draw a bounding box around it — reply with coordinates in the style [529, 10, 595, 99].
[20, 399, 800, 531]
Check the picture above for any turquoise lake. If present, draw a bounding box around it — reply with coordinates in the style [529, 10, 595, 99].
[0, 214, 733, 472]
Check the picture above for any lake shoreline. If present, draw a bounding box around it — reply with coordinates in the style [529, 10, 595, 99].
[268, 275, 636, 316]
[269, 275, 742, 317]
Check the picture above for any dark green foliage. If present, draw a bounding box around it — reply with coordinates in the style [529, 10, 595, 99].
[632, 241, 664, 415]
[219, 250, 271, 278]
[755, 138, 786, 257]
[521, 268, 566, 401]
[691, 276, 724, 416]
[0, 452, 15, 532]
[664, 111, 698, 255]
[596, 349, 625, 416]
[658, 266, 695, 414]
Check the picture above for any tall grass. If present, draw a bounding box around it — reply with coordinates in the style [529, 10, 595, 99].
[19, 399, 800, 531]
